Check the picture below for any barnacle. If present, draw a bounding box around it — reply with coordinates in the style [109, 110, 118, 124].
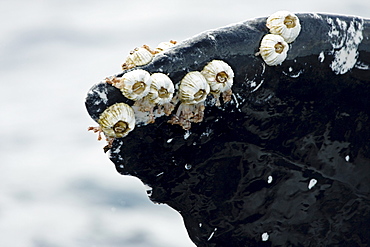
[258, 34, 289, 66]
[168, 71, 210, 130]
[266, 11, 301, 43]
[88, 102, 135, 151]
[154, 40, 177, 53]
[122, 45, 155, 70]
[134, 73, 175, 123]
[108, 69, 152, 101]
[201, 60, 234, 106]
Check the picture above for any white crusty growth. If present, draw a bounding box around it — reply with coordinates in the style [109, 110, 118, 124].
[266, 11, 301, 43]
[169, 71, 210, 130]
[201, 60, 234, 106]
[259, 34, 289, 66]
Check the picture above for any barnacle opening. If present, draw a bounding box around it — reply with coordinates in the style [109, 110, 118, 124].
[194, 89, 207, 101]
[216, 71, 228, 83]
[133, 81, 146, 94]
[158, 87, 169, 98]
[113, 120, 129, 135]
[284, 15, 296, 28]
[274, 42, 285, 54]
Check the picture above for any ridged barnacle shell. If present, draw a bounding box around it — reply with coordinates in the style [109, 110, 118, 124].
[119, 69, 152, 100]
[201, 60, 234, 106]
[122, 46, 154, 70]
[266, 11, 301, 43]
[98, 102, 136, 138]
[149, 73, 175, 105]
[169, 71, 210, 130]
[178, 71, 210, 104]
[259, 34, 289, 66]
[154, 40, 177, 53]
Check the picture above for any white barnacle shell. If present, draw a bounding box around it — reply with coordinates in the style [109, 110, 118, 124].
[259, 34, 289, 66]
[168, 72, 210, 130]
[178, 71, 210, 104]
[266, 11, 301, 43]
[122, 46, 154, 70]
[98, 103, 135, 138]
[201, 60, 234, 105]
[149, 73, 175, 105]
[154, 40, 177, 53]
[119, 69, 151, 100]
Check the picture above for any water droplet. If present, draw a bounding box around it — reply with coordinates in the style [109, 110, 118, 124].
[345, 155, 350, 162]
[185, 164, 192, 170]
[167, 138, 173, 143]
[199, 223, 202, 227]
[207, 228, 217, 241]
[184, 131, 191, 139]
[262, 232, 269, 241]
[267, 176, 273, 184]
[308, 179, 317, 189]
[119, 165, 124, 168]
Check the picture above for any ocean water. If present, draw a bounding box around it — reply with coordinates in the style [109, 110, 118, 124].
[0, 0, 369, 246]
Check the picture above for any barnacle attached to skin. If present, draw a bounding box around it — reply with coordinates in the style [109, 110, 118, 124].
[168, 71, 210, 130]
[108, 69, 152, 101]
[88, 102, 136, 152]
[122, 45, 156, 70]
[154, 40, 177, 53]
[201, 60, 234, 106]
[258, 34, 289, 66]
[266, 11, 301, 43]
[134, 73, 175, 123]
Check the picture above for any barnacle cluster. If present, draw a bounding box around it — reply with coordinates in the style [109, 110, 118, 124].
[106, 70, 176, 123]
[258, 11, 301, 66]
[168, 60, 234, 130]
[89, 57, 235, 147]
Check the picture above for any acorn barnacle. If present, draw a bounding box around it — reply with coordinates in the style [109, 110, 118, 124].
[134, 73, 175, 123]
[154, 40, 177, 53]
[169, 71, 210, 130]
[122, 45, 155, 70]
[148, 73, 175, 115]
[266, 11, 301, 43]
[201, 60, 234, 106]
[259, 34, 289, 66]
[116, 69, 152, 101]
[88, 102, 135, 151]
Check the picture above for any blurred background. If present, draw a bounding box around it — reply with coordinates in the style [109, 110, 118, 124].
[0, 0, 368, 246]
